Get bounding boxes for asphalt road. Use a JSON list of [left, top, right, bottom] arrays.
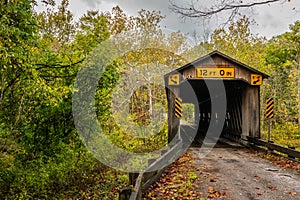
[[190, 140, 300, 200]]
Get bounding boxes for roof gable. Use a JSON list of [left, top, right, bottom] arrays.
[[167, 50, 269, 79]]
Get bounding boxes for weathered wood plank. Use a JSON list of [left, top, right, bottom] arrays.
[[166, 86, 180, 143], [242, 86, 260, 139]]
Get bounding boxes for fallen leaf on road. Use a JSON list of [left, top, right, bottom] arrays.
[[208, 187, 215, 192], [289, 191, 297, 195], [267, 185, 277, 191]]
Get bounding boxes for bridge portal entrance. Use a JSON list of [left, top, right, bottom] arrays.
[[165, 51, 268, 145]]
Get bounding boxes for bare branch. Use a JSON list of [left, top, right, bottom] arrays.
[[41, 0, 56, 6], [169, 0, 285, 19], [34, 58, 85, 70]]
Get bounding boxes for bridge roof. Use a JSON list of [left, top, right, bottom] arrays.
[[165, 50, 269, 79]]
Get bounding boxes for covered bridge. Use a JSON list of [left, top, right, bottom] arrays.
[[164, 50, 269, 145]]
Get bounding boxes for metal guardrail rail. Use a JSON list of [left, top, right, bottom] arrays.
[[119, 136, 184, 200], [247, 136, 300, 159]]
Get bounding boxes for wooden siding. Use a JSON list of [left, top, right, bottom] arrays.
[[182, 55, 254, 84]]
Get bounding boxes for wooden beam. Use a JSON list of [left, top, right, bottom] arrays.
[[242, 87, 260, 139], [166, 86, 180, 143]]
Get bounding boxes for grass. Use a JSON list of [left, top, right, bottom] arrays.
[[261, 122, 300, 151]]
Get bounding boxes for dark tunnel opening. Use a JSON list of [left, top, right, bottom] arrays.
[[180, 79, 247, 145]]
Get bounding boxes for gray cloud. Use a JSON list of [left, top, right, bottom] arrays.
[[77, 0, 299, 39], [78, 0, 206, 35], [81, 0, 102, 8]]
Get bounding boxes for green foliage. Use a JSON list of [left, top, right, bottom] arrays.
[[186, 171, 198, 180], [265, 122, 300, 147], [209, 17, 267, 72], [0, 0, 37, 134], [93, 7, 188, 154], [186, 17, 267, 70], [0, 0, 299, 198], [263, 21, 300, 121], [0, 147, 112, 199], [182, 104, 195, 125], [0, 0, 115, 198], [36, 0, 76, 44], [260, 21, 300, 147]]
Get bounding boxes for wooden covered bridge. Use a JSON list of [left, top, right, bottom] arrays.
[[164, 50, 269, 145]]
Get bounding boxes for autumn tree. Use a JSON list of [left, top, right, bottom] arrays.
[[185, 16, 267, 71], [0, 0, 38, 153], [74, 6, 191, 155], [263, 21, 300, 144], [0, 0, 112, 198]]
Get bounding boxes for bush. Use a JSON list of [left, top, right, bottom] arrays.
[[0, 143, 102, 199]]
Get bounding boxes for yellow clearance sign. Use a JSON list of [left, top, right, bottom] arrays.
[[168, 74, 180, 85], [196, 68, 235, 78]]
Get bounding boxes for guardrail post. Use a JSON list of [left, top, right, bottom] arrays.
[[119, 186, 132, 200], [267, 140, 274, 151], [129, 173, 139, 185], [288, 146, 296, 159]]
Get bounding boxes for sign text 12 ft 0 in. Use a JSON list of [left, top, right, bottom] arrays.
[[196, 68, 235, 78]]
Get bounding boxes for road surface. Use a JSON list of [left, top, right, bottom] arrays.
[[190, 140, 300, 200]]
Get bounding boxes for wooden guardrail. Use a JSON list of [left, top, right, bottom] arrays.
[[247, 136, 300, 159], [119, 137, 184, 200]]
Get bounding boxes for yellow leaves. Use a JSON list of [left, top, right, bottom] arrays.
[[283, 60, 292, 68], [30, 46, 39, 54]]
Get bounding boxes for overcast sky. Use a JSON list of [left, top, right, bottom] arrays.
[[36, 0, 299, 40]]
